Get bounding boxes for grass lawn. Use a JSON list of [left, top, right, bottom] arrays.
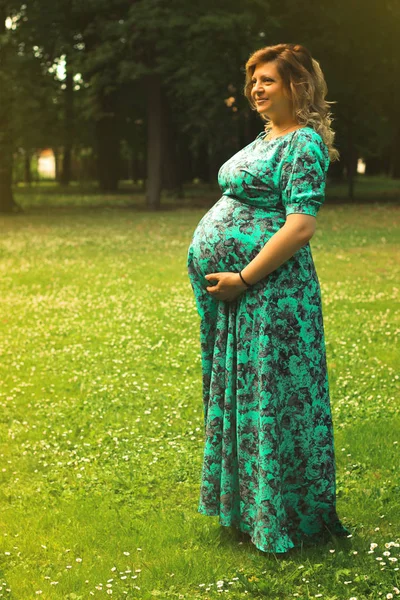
[[0, 185, 399, 600]]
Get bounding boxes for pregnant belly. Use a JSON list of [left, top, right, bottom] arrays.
[[188, 196, 286, 280]]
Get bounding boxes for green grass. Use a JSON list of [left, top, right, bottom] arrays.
[[0, 186, 399, 600], [12, 173, 400, 208]]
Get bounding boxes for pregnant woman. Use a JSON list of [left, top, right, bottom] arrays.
[[187, 43, 351, 554]]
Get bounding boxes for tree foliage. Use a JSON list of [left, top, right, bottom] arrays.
[[0, 0, 399, 211]]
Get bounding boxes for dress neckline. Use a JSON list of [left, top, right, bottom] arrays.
[[259, 126, 310, 143]]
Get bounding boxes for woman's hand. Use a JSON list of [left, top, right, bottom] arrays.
[[204, 272, 249, 302]]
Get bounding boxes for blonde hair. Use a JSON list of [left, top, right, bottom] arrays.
[[243, 43, 340, 162]]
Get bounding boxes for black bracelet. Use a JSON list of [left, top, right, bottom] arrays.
[[239, 270, 252, 288]]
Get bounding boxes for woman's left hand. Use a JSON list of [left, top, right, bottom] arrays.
[[204, 272, 249, 302]]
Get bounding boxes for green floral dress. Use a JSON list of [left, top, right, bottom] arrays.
[[187, 126, 351, 554]]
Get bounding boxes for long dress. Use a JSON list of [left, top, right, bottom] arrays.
[[186, 126, 351, 554]]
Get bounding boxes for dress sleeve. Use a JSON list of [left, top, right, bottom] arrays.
[[280, 134, 330, 218]]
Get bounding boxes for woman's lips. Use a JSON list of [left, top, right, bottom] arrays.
[[256, 99, 268, 104]]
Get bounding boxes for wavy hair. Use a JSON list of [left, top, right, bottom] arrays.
[[243, 43, 339, 162]]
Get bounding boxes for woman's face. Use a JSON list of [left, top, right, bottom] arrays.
[[250, 61, 293, 121]]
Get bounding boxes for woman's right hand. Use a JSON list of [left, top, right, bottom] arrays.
[[204, 272, 248, 302]]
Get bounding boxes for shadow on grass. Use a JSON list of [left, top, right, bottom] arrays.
[[217, 522, 355, 560]]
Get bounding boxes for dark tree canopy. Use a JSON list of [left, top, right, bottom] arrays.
[[0, 0, 399, 211]]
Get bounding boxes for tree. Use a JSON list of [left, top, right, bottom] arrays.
[[0, 3, 20, 212]]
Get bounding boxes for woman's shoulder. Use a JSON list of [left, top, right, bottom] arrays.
[[293, 125, 327, 145], [290, 126, 329, 160]]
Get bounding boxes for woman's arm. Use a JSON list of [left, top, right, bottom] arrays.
[[240, 213, 316, 286], [205, 214, 318, 300]]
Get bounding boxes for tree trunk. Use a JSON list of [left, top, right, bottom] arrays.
[[346, 121, 358, 200], [0, 146, 18, 212], [177, 133, 193, 186], [160, 85, 183, 198], [146, 73, 163, 210], [0, 5, 20, 213], [24, 149, 32, 185], [95, 91, 120, 192], [53, 146, 61, 182], [196, 140, 210, 183], [131, 155, 142, 182], [60, 61, 74, 185], [389, 125, 400, 179], [208, 132, 225, 189]]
